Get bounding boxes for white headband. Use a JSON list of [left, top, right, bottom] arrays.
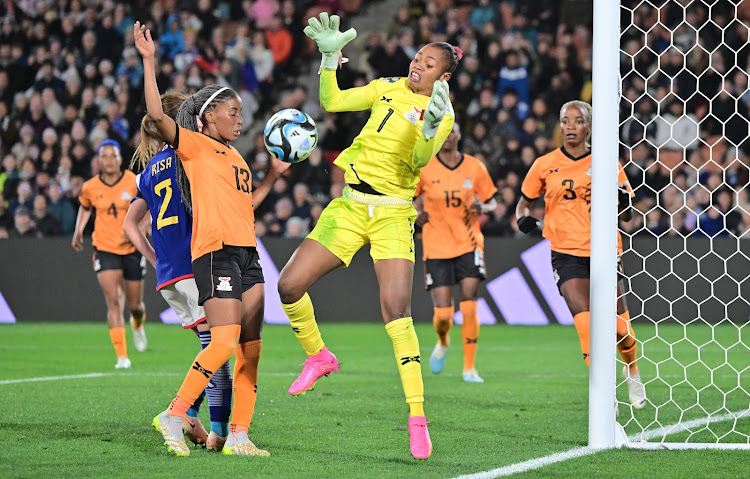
[[198, 87, 230, 118]]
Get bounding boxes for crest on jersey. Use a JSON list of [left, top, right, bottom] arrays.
[[217, 276, 233, 291], [121, 191, 131, 200], [463, 178, 473, 189], [405, 106, 424, 125], [586, 163, 592, 177], [381, 77, 400, 83]]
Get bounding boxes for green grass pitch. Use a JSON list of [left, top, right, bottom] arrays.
[[2, 322, 749, 478]]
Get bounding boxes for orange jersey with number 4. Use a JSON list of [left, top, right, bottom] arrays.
[[173, 125, 256, 260], [416, 153, 497, 260], [79, 171, 138, 255], [521, 147, 633, 257]]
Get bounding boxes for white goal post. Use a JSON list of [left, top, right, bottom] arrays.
[[591, 0, 750, 450]]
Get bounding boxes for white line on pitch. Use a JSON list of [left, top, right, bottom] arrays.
[[0, 370, 299, 385], [452, 409, 750, 479], [0, 372, 111, 384]]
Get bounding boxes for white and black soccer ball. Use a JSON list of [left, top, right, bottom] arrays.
[[263, 108, 318, 163]]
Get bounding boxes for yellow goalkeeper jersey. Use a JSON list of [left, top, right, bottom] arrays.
[[320, 71, 454, 201]]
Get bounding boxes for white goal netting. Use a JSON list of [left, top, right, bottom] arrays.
[[618, 0, 750, 446]]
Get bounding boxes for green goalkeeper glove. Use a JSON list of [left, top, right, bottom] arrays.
[[422, 80, 449, 140], [304, 12, 357, 71]]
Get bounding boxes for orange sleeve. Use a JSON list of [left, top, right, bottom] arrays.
[[618, 162, 635, 197], [415, 165, 429, 197], [79, 181, 92, 209], [521, 158, 545, 200], [473, 160, 497, 202]]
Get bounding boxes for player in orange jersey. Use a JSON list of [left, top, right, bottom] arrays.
[[415, 124, 497, 383], [135, 21, 291, 457], [515, 100, 646, 409], [72, 139, 147, 369]]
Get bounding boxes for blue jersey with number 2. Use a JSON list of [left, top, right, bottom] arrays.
[[135, 147, 193, 289]]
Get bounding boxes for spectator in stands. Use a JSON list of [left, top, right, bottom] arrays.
[[31, 194, 62, 237], [284, 216, 310, 238], [8, 180, 34, 215], [265, 15, 293, 67], [0, 192, 11, 231], [47, 180, 75, 236], [291, 183, 312, 220], [9, 206, 40, 238], [0, 154, 19, 197]]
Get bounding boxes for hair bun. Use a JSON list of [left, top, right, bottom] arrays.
[[453, 46, 463, 61]]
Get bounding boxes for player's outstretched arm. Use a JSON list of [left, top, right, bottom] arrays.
[[134, 21, 177, 146], [515, 197, 539, 234], [123, 198, 156, 268], [304, 12, 356, 71], [252, 156, 291, 208]]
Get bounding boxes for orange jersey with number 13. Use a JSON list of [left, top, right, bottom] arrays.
[[173, 125, 256, 260]]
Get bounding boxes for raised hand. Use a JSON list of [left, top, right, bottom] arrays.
[[304, 12, 357, 71], [133, 21, 155, 59], [422, 80, 449, 140]]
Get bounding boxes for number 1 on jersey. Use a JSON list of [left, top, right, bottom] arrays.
[[154, 179, 179, 230], [377, 108, 395, 133]]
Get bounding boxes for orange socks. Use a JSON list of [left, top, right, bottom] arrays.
[[572, 310, 637, 368], [617, 311, 637, 366], [109, 327, 127, 358], [230, 339, 262, 430], [573, 311, 591, 367], [433, 306, 454, 347], [460, 301, 479, 371], [174, 324, 240, 410], [131, 310, 145, 330]]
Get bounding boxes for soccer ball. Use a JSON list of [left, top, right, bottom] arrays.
[[263, 108, 318, 163]]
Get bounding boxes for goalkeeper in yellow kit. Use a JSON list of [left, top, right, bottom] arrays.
[[277, 12, 458, 459]]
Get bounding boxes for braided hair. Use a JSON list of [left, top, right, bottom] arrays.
[[426, 42, 463, 74], [174, 84, 239, 210], [130, 92, 188, 172]]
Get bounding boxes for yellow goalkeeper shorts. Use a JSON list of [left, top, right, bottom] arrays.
[[307, 188, 417, 267]]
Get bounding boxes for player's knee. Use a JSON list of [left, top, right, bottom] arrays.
[[277, 275, 303, 304], [205, 333, 239, 361]]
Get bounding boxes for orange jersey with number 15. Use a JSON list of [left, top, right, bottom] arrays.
[[78, 171, 138, 255], [520, 147, 633, 257], [173, 125, 256, 261], [416, 153, 497, 260]]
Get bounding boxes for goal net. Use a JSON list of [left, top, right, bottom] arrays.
[[615, 0, 750, 448]]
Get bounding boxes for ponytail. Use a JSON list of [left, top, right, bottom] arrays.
[[130, 92, 188, 172], [174, 84, 239, 210]]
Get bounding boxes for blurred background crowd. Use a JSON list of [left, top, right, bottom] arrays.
[[0, 0, 748, 241]]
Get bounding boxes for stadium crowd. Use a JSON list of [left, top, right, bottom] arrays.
[[0, 0, 748, 241]]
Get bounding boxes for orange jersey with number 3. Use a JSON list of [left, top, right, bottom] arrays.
[[173, 125, 256, 260], [416, 153, 497, 260], [78, 171, 138, 255], [521, 147, 633, 257]]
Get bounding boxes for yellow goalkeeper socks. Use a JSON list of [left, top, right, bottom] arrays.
[[573, 311, 591, 367], [385, 317, 425, 417], [283, 293, 325, 356]]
